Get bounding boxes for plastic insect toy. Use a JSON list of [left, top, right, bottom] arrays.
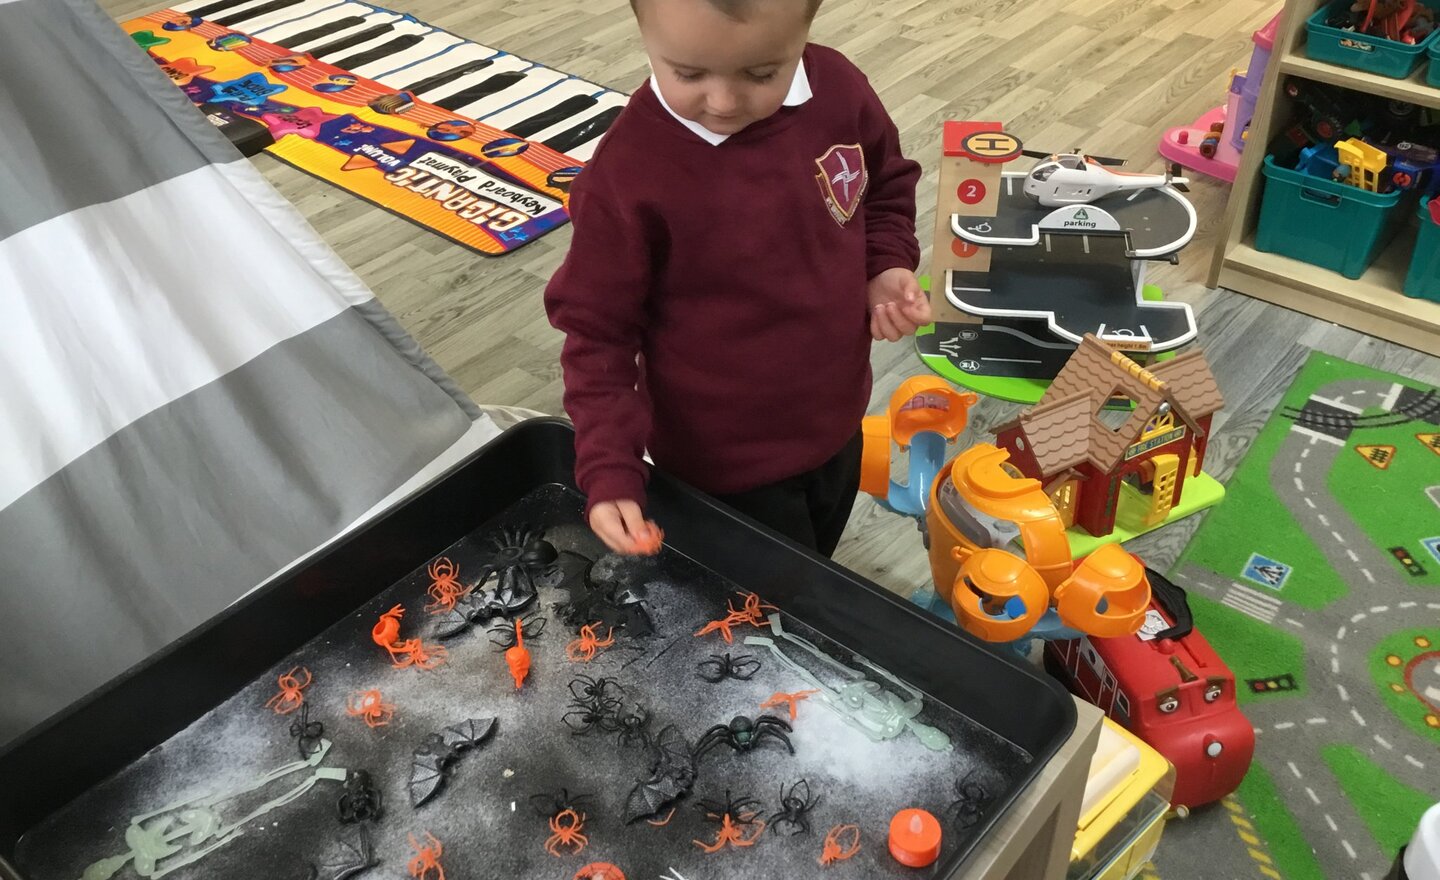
[[566, 622, 616, 662], [626, 521, 665, 556], [407, 832, 445, 880], [563, 677, 625, 734], [490, 613, 546, 689], [530, 788, 595, 819], [563, 699, 621, 735], [646, 807, 677, 827], [770, 779, 821, 835], [573, 864, 626, 880], [289, 704, 325, 759], [625, 724, 697, 824], [604, 704, 653, 748], [265, 666, 312, 715], [694, 592, 777, 644], [946, 770, 991, 829], [408, 717, 498, 807], [569, 674, 624, 704], [693, 714, 794, 759], [545, 808, 589, 856], [819, 824, 862, 865], [336, 769, 383, 823], [424, 557, 468, 614], [478, 524, 560, 613], [345, 690, 394, 728], [696, 652, 762, 683], [760, 689, 819, 722], [693, 791, 765, 853], [372, 604, 448, 670], [557, 561, 656, 638], [307, 825, 376, 880]]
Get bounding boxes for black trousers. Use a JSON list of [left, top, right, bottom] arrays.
[[710, 431, 863, 558]]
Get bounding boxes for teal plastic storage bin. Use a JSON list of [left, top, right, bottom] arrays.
[[1306, 0, 1439, 78], [1256, 156, 1405, 279], [1429, 35, 1440, 86], [1405, 198, 1440, 301]]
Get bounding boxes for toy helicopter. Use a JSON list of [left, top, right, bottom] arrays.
[[1022, 149, 1191, 207]]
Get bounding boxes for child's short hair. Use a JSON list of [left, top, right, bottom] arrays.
[[630, 0, 822, 22]]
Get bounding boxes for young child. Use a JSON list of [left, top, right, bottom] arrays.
[[545, 0, 931, 557]]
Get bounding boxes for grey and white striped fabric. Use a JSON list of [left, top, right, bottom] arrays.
[[0, 0, 494, 748]]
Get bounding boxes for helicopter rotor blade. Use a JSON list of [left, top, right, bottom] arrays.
[[1020, 149, 1055, 160], [1168, 162, 1192, 192], [1087, 154, 1128, 167]]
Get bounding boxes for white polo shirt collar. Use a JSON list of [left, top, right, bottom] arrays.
[[650, 58, 812, 146]]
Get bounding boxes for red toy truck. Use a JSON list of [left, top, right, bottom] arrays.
[[1045, 572, 1254, 808]]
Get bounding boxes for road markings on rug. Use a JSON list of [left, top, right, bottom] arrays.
[[1223, 583, 1281, 623], [1222, 796, 1283, 880], [1284, 763, 1358, 863]]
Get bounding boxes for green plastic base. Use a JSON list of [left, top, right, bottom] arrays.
[[1065, 471, 1226, 558], [916, 281, 1171, 405]]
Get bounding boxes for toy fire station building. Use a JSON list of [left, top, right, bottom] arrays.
[[993, 334, 1224, 538]]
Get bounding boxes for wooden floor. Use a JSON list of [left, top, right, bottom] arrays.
[[108, 0, 1440, 593]]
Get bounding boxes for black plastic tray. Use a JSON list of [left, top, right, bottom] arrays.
[[0, 418, 1076, 879]]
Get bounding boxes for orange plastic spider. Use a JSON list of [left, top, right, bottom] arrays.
[[693, 592, 778, 643], [565, 623, 615, 663], [627, 522, 664, 556], [264, 666, 312, 715], [573, 864, 626, 880], [346, 689, 394, 728], [819, 824, 862, 865], [372, 604, 448, 670], [645, 807, 677, 827], [759, 689, 819, 722], [545, 808, 589, 856], [693, 813, 766, 853], [425, 557, 468, 613], [408, 832, 445, 880]]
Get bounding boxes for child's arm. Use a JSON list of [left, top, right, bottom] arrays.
[[857, 81, 930, 341], [544, 171, 662, 553]]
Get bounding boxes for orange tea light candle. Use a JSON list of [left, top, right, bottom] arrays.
[[888, 808, 942, 867]]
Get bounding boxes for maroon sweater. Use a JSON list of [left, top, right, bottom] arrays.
[[545, 44, 921, 510]]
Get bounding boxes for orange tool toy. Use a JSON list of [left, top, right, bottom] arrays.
[[408, 832, 446, 880], [888, 808, 942, 867], [759, 689, 819, 722], [693, 792, 766, 853], [693, 592, 777, 643], [565, 623, 616, 663], [574, 865, 626, 880], [505, 618, 532, 688], [372, 604, 448, 670], [264, 666, 312, 715], [545, 808, 590, 856], [346, 689, 395, 728], [425, 557, 469, 613], [819, 824, 862, 865]]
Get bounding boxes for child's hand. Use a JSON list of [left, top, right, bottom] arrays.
[[866, 267, 932, 341], [589, 500, 664, 556]]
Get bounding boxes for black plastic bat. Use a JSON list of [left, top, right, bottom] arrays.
[[624, 724, 695, 823], [556, 560, 655, 638], [304, 826, 376, 880], [408, 717, 497, 807]]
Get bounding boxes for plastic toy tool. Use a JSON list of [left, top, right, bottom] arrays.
[[888, 808, 942, 867]]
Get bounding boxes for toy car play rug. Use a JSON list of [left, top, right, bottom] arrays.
[[1152, 352, 1439, 879], [122, 0, 629, 255]]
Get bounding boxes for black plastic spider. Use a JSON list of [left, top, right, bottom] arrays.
[[569, 674, 624, 704], [555, 561, 655, 637], [476, 524, 559, 613], [602, 704, 653, 748], [336, 769, 383, 823], [769, 779, 821, 835], [946, 770, 991, 829], [529, 787, 595, 819], [693, 714, 794, 759], [696, 652, 762, 683], [695, 789, 764, 825], [487, 612, 547, 649], [288, 704, 325, 759]]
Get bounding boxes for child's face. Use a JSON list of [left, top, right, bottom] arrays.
[[637, 0, 812, 136]]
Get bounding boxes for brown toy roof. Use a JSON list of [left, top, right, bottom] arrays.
[[996, 335, 1223, 475]]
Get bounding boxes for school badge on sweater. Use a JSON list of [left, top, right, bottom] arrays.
[[814, 144, 867, 225]]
